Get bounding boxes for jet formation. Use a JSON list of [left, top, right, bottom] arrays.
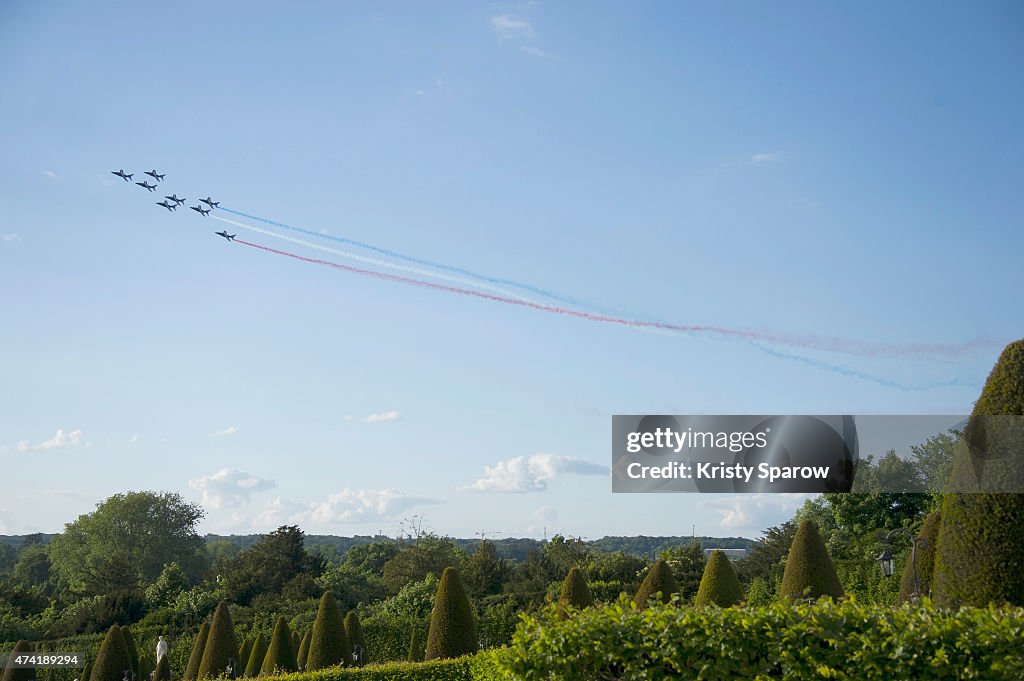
[[111, 168, 225, 242]]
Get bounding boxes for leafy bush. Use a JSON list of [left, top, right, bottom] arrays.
[[198, 602, 239, 679], [261, 616, 297, 675], [235, 653, 504, 680], [306, 593, 349, 671], [496, 597, 1024, 680], [694, 550, 743, 607], [424, 568, 476, 661], [633, 559, 677, 609], [778, 519, 843, 600]]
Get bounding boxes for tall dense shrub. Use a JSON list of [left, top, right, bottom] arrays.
[[694, 550, 743, 607], [407, 623, 423, 663], [899, 509, 941, 602], [1, 640, 34, 681], [153, 655, 170, 681], [260, 616, 297, 675], [198, 602, 239, 679], [243, 635, 267, 678], [295, 632, 311, 671], [237, 638, 252, 675], [183, 620, 209, 681], [90, 625, 132, 681], [343, 613, 367, 667], [934, 339, 1024, 606], [424, 567, 477, 661], [120, 627, 139, 681], [778, 519, 843, 600], [634, 559, 678, 609], [306, 592, 350, 670], [557, 567, 594, 618]]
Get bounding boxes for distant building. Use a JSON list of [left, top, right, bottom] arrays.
[[704, 548, 748, 560]]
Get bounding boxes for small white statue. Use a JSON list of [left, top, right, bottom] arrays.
[[156, 636, 168, 663]]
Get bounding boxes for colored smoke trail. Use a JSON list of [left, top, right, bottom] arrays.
[[220, 206, 604, 310], [229, 237, 993, 366], [211, 215, 533, 302]]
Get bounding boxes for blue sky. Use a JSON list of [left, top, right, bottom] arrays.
[[1, 2, 1021, 541]]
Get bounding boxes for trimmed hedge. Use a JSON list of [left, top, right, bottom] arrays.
[[343, 614, 366, 667], [779, 519, 843, 600], [633, 559, 677, 609], [1, 640, 34, 681], [694, 549, 743, 607], [261, 617, 297, 675], [306, 593, 349, 671], [237, 654, 503, 681], [899, 509, 941, 602], [424, 568, 476, 661], [198, 603, 239, 680], [244, 635, 268, 679], [497, 597, 1024, 680], [91, 626, 132, 681], [556, 567, 594, 617]]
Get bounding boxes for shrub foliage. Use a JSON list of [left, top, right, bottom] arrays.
[[778, 519, 843, 600], [633, 559, 678, 609], [198, 602, 239, 680], [90, 625, 132, 681], [306, 593, 350, 671], [694, 549, 743, 607], [261, 616, 297, 676]]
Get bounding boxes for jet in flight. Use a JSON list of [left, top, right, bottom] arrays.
[[144, 169, 165, 181], [165, 194, 186, 206], [199, 197, 220, 209], [190, 205, 210, 216], [136, 180, 157, 192], [156, 200, 177, 212], [215, 231, 236, 242], [111, 169, 133, 181]]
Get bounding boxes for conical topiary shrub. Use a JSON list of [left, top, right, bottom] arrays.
[[184, 620, 209, 681], [198, 602, 239, 680], [260, 616, 296, 676], [237, 638, 252, 676], [557, 566, 594, 617], [1, 640, 34, 681], [424, 567, 477, 661], [91, 626, 133, 681], [407, 623, 423, 663], [296, 632, 311, 671], [306, 592, 350, 670], [899, 510, 941, 602], [243, 635, 267, 679], [343, 612, 367, 667], [290, 633, 299, 660], [154, 656, 170, 681], [694, 550, 743, 607], [779, 519, 843, 600], [79, 661, 92, 681], [120, 628, 140, 681], [934, 339, 1024, 606], [138, 653, 152, 681], [634, 559, 678, 609]]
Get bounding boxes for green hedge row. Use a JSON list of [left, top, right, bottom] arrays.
[[495, 597, 1024, 681], [264, 654, 504, 681]]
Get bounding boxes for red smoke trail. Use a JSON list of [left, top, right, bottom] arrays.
[[233, 239, 998, 358]]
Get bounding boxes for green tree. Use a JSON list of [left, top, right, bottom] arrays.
[[220, 526, 325, 606], [145, 563, 189, 609], [198, 602, 239, 680], [745, 577, 773, 606], [0, 640, 34, 681], [899, 509, 941, 602], [48, 492, 207, 595], [663, 541, 705, 602], [634, 559, 678, 609], [260, 616, 296, 676], [463, 540, 509, 597], [541, 535, 590, 576], [381, 535, 464, 595], [557, 567, 594, 617], [694, 550, 743, 607], [343, 612, 367, 667], [736, 521, 796, 588], [243, 635, 267, 679], [305, 592, 350, 671], [424, 567, 477, 661], [90, 626, 132, 681], [934, 339, 1024, 606], [779, 520, 843, 600], [182, 620, 209, 681]]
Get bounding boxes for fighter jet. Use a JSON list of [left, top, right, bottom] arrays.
[[199, 197, 220, 209], [135, 180, 157, 192], [111, 169, 133, 181], [190, 205, 210, 216], [164, 194, 186, 206], [156, 200, 177, 212], [215, 231, 236, 242], [144, 169, 165, 182]]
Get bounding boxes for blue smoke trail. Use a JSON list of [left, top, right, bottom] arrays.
[[751, 343, 981, 392], [221, 206, 613, 312]]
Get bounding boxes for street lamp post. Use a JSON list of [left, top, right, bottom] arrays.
[[876, 527, 929, 600]]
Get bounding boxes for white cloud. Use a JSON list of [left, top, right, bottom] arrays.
[[491, 14, 534, 41], [42, 170, 58, 179], [310, 487, 441, 523], [413, 89, 426, 96], [462, 453, 608, 493], [361, 411, 401, 424], [749, 152, 784, 166], [129, 434, 140, 444], [7, 428, 85, 453], [188, 468, 276, 509], [1, 233, 21, 243], [699, 493, 815, 531], [209, 425, 239, 437], [520, 46, 547, 58], [254, 497, 312, 528]]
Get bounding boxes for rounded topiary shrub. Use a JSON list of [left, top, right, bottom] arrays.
[[306, 592, 350, 670], [694, 549, 744, 607], [91, 626, 133, 681], [899, 509, 941, 602], [183, 620, 209, 681], [1, 640, 34, 681], [260, 616, 296, 676], [198, 602, 239, 680], [243, 635, 267, 679], [557, 567, 594, 617], [779, 519, 843, 600], [120, 627, 140, 681], [934, 339, 1024, 607], [634, 559, 678, 609], [425, 567, 477, 661], [343, 612, 367, 667]]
